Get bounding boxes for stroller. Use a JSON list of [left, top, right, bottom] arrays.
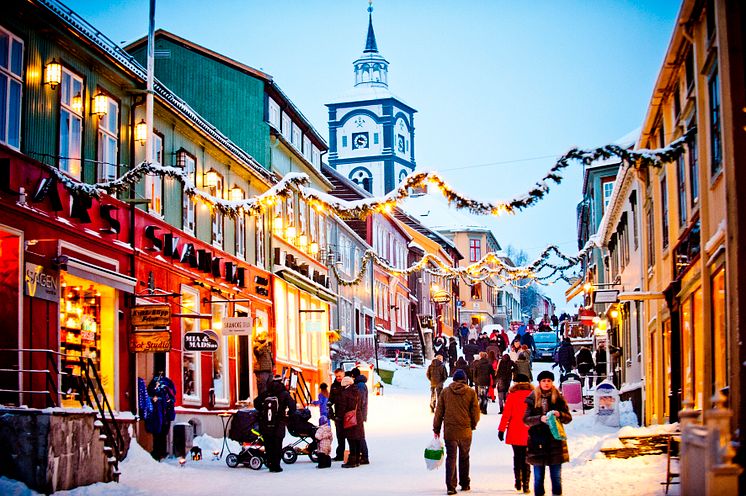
[[225, 409, 266, 470], [281, 408, 319, 464]]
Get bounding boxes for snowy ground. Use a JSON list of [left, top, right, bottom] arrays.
[[1, 361, 676, 496]]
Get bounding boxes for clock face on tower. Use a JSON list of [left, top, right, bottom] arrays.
[[352, 132, 369, 149]]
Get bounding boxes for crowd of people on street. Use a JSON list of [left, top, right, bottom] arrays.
[[430, 323, 575, 495]]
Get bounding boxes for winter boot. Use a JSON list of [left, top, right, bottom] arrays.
[[514, 467, 522, 491], [522, 465, 531, 493], [341, 454, 359, 468]]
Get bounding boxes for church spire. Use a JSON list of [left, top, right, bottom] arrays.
[[364, 1, 378, 53], [353, 0, 389, 88]]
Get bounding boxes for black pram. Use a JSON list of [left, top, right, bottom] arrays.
[[281, 408, 319, 464], [225, 409, 265, 470]]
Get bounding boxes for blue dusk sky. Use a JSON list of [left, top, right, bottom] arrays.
[[64, 0, 681, 311]]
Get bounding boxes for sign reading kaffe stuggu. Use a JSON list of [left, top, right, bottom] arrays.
[[131, 304, 171, 327]]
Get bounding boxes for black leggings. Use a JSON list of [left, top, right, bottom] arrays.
[[512, 445, 528, 473]]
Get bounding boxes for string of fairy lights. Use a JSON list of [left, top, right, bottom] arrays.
[[28, 133, 691, 288]]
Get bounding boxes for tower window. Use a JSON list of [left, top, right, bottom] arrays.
[[373, 133, 379, 144], [342, 135, 348, 148], [349, 168, 373, 194]]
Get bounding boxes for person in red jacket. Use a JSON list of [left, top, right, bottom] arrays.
[[498, 373, 533, 493]]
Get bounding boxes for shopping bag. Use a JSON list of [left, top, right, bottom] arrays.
[[424, 436, 444, 470], [547, 411, 567, 441]]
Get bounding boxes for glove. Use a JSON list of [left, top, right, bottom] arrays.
[[498, 431, 504, 441]]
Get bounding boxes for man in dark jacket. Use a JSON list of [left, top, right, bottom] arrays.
[[556, 338, 576, 376], [520, 331, 536, 355], [351, 368, 370, 464], [471, 351, 496, 414], [254, 377, 296, 472], [458, 323, 469, 349], [327, 368, 346, 461], [427, 355, 449, 413], [447, 337, 458, 374], [434, 369, 480, 495]]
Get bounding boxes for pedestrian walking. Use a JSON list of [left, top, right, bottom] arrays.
[[595, 343, 607, 385], [524, 370, 572, 496], [448, 337, 458, 375], [498, 325, 510, 354], [468, 324, 479, 342], [576, 345, 595, 389], [556, 337, 576, 378], [327, 368, 347, 461], [508, 337, 523, 362], [253, 330, 274, 395], [463, 339, 480, 365], [144, 371, 176, 461], [351, 367, 370, 465], [254, 376, 296, 472], [513, 349, 533, 383], [498, 373, 533, 493], [520, 330, 536, 356], [433, 335, 448, 362], [312, 382, 329, 420], [337, 376, 364, 468], [487, 350, 499, 402], [453, 356, 472, 385], [459, 323, 469, 349], [495, 353, 513, 413], [433, 369, 480, 495], [427, 354, 449, 413], [471, 351, 495, 415]]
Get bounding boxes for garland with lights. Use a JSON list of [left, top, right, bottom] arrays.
[[330, 244, 581, 289], [29, 130, 693, 221]]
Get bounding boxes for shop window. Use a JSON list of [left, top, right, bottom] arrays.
[[178, 151, 196, 234], [471, 282, 482, 300], [211, 302, 229, 404], [0, 27, 23, 149], [710, 268, 727, 395], [59, 67, 83, 179], [145, 133, 163, 216], [274, 278, 287, 360], [287, 287, 299, 362], [96, 94, 119, 181], [181, 285, 201, 404], [60, 274, 115, 407]]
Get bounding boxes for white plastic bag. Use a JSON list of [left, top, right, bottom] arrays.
[[424, 436, 444, 470]]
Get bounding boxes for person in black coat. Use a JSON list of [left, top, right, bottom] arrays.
[[146, 372, 176, 461], [351, 368, 370, 464], [433, 335, 449, 363], [453, 356, 472, 385], [556, 338, 576, 376], [447, 337, 458, 375], [327, 368, 346, 461], [576, 345, 595, 388], [463, 339, 480, 366], [471, 352, 496, 415], [254, 377, 296, 472], [336, 376, 364, 468], [495, 354, 514, 414]]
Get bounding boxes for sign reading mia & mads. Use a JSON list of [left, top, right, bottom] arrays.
[[184, 331, 219, 351]]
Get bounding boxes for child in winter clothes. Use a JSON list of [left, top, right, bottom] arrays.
[[498, 374, 533, 493], [313, 382, 330, 421], [315, 415, 333, 468]]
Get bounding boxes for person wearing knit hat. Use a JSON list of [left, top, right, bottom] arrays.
[[315, 415, 333, 469], [427, 355, 449, 413], [498, 371, 534, 492], [523, 368, 572, 495], [341, 376, 354, 387], [434, 366, 480, 495], [337, 375, 363, 468]]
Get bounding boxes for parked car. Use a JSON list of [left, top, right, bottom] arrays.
[[532, 331, 560, 361]]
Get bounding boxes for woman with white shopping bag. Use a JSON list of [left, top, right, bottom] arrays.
[[433, 369, 480, 495]]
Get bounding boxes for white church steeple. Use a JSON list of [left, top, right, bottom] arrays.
[[353, 1, 389, 88]]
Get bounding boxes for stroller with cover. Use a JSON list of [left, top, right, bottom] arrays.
[[225, 409, 266, 470], [282, 408, 319, 464]]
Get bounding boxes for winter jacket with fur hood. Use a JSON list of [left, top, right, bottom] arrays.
[[433, 380, 480, 441], [498, 381, 533, 446], [426, 359, 449, 387]]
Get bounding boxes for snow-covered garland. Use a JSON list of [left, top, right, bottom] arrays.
[[330, 244, 581, 288], [31, 130, 694, 220]]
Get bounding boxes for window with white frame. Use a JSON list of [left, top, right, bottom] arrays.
[[255, 213, 265, 268], [268, 97, 280, 129], [181, 285, 201, 403], [281, 112, 291, 139], [291, 124, 301, 150], [96, 94, 118, 181], [211, 173, 224, 247], [145, 133, 163, 215], [179, 150, 196, 234], [312, 146, 321, 168], [59, 67, 83, 179], [234, 189, 245, 258], [303, 135, 312, 161], [0, 27, 23, 149], [602, 179, 615, 211]]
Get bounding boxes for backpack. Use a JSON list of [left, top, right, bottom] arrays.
[[263, 395, 280, 428]]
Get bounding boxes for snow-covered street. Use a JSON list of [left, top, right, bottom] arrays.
[[1, 362, 673, 496]]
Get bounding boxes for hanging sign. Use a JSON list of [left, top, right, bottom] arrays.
[[184, 331, 219, 351], [221, 317, 252, 336], [128, 330, 171, 353], [431, 290, 451, 304], [593, 290, 619, 304], [24, 263, 59, 302], [131, 304, 171, 327]]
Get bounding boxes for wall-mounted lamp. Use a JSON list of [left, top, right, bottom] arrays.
[[609, 309, 620, 320], [204, 168, 219, 189], [134, 119, 147, 146], [92, 91, 108, 119], [229, 185, 243, 202], [273, 215, 283, 234], [583, 282, 593, 293], [286, 225, 297, 241], [309, 241, 319, 256], [44, 59, 62, 89], [298, 234, 308, 250], [71, 91, 83, 114]]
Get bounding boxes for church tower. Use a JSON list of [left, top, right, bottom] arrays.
[[326, 1, 417, 197]]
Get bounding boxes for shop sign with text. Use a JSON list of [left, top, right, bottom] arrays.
[[24, 262, 59, 302], [221, 317, 252, 336], [184, 331, 219, 351], [128, 330, 172, 353], [131, 304, 171, 327]]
